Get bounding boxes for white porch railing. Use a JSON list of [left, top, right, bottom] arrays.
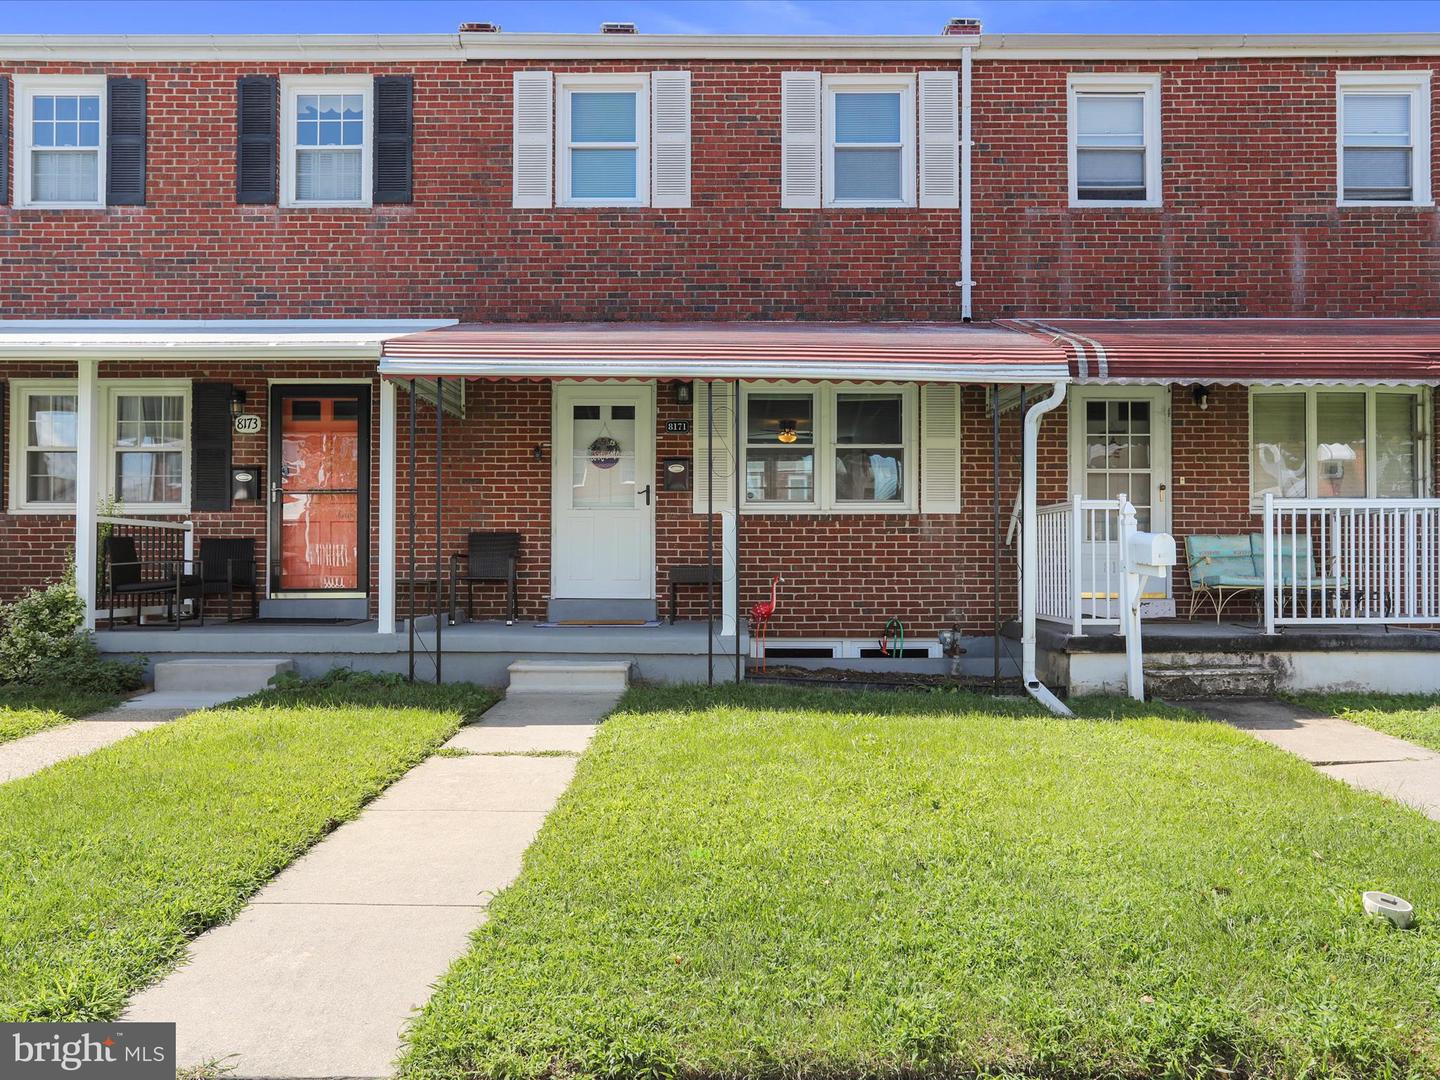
[[1034, 493, 1123, 634], [1262, 494, 1440, 633]]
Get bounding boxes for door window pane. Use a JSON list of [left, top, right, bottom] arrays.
[[1082, 398, 1153, 536], [571, 402, 637, 508], [1376, 393, 1420, 498], [277, 394, 363, 591], [1251, 394, 1307, 499], [1315, 393, 1366, 498], [280, 492, 359, 590]]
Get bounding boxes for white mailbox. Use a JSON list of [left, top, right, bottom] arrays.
[[1123, 530, 1177, 576]]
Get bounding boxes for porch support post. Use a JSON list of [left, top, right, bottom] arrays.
[[721, 509, 737, 640], [377, 377, 397, 635], [75, 357, 99, 630]]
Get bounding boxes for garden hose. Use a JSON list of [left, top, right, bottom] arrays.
[[880, 618, 904, 658]]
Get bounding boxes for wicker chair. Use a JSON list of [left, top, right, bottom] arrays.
[[197, 537, 260, 622], [449, 532, 521, 624], [103, 534, 204, 630]]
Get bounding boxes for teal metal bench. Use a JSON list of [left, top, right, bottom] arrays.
[[1185, 534, 1347, 622]]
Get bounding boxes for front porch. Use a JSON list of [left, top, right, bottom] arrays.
[[95, 618, 748, 687]]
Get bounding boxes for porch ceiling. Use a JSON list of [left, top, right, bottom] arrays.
[[1008, 318, 1440, 384], [378, 321, 1070, 384]]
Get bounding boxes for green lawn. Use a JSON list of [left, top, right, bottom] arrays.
[[0, 676, 497, 1022], [1293, 692, 1440, 755], [403, 685, 1440, 1080], [0, 685, 123, 745]]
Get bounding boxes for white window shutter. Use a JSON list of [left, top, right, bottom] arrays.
[[781, 71, 822, 208], [512, 70, 553, 208], [918, 71, 959, 209], [920, 383, 963, 512], [692, 381, 736, 512], [651, 71, 691, 208]]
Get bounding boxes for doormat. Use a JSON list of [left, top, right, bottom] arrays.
[[535, 620, 663, 628]]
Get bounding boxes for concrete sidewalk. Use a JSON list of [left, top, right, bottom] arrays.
[[1189, 699, 1440, 821], [124, 691, 616, 1079], [0, 705, 182, 784]]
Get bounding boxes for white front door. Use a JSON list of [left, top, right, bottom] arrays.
[[1069, 386, 1174, 618], [552, 383, 656, 599]]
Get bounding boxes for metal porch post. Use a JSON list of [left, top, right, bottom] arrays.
[[435, 377, 444, 684], [408, 379, 417, 682], [707, 380, 715, 686], [734, 379, 742, 683], [378, 378, 397, 635]]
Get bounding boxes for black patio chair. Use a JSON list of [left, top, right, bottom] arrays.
[[449, 531, 521, 625], [197, 537, 260, 622], [103, 534, 204, 630]]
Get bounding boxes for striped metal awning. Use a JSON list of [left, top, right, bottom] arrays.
[[379, 321, 1069, 384], [1006, 318, 1440, 384]]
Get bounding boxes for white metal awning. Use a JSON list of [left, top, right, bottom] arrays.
[[0, 319, 458, 359]]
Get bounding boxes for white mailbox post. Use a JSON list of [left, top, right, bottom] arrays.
[[1116, 496, 1178, 701]]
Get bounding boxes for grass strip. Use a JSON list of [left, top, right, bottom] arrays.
[[403, 684, 1440, 1080], [0, 686, 122, 745], [1292, 691, 1440, 755], [0, 678, 496, 1022]]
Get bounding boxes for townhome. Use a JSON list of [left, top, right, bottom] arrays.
[[2, 21, 1439, 700]]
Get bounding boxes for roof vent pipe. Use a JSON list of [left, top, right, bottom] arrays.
[[459, 22, 501, 32], [601, 22, 638, 34], [943, 18, 981, 35]]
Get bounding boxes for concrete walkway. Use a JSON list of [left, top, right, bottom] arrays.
[[1189, 699, 1440, 821], [0, 703, 183, 784], [124, 691, 616, 1079]]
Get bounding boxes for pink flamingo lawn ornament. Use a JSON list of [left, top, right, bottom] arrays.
[[749, 575, 783, 673]]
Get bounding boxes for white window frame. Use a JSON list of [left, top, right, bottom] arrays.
[[279, 75, 374, 209], [7, 379, 193, 515], [1336, 71, 1433, 208], [8, 380, 80, 513], [739, 381, 918, 514], [103, 381, 192, 514], [1067, 73, 1162, 209], [12, 75, 107, 210], [822, 74, 916, 209], [1248, 385, 1431, 507], [556, 73, 650, 208]]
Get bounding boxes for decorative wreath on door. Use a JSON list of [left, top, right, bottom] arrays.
[[588, 436, 623, 470]]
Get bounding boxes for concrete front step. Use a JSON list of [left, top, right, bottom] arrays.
[[507, 659, 632, 694], [1145, 664, 1277, 698], [153, 658, 295, 694]]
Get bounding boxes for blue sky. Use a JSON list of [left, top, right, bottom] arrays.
[[1, 1, 1439, 36]]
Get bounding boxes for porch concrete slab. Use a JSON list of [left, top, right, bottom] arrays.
[[368, 753, 578, 812], [256, 809, 548, 906], [445, 691, 616, 754], [116, 690, 241, 712], [1187, 699, 1437, 766], [124, 901, 484, 1080], [0, 715, 171, 784], [1319, 758, 1440, 822]]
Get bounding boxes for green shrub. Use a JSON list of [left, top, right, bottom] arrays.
[[0, 571, 144, 693]]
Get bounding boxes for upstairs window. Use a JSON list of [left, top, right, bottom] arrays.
[[1338, 73, 1431, 206], [14, 77, 106, 209], [1067, 75, 1161, 208], [557, 75, 650, 207], [823, 77, 915, 207], [280, 77, 372, 208]]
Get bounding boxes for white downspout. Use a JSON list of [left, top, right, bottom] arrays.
[[1022, 381, 1072, 716], [959, 41, 974, 321]]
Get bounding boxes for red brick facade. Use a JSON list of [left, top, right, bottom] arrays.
[[2, 38, 1438, 641]]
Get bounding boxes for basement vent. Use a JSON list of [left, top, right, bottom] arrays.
[[858, 647, 935, 660], [762, 645, 838, 660]]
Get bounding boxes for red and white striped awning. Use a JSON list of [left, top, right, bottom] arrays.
[[378, 321, 1069, 384], [1007, 318, 1440, 384]]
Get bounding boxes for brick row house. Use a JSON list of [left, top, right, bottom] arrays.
[[3, 23, 1440, 697]]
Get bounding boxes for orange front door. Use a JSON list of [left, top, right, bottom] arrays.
[[270, 386, 370, 593]]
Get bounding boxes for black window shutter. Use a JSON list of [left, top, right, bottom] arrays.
[[192, 383, 233, 512], [236, 76, 278, 205], [106, 77, 147, 206], [0, 76, 10, 206], [373, 75, 414, 204]]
